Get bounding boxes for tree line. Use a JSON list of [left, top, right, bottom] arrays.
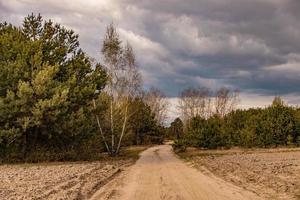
[[170, 88, 300, 152], [0, 14, 167, 162]]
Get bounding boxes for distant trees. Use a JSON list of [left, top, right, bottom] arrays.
[[174, 96, 300, 150], [260, 98, 295, 147], [169, 118, 183, 140], [145, 87, 169, 125], [178, 87, 211, 121], [215, 87, 239, 118], [178, 87, 239, 122], [187, 115, 225, 149], [173, 86, 239, 149], [128, 99, 156, 145]]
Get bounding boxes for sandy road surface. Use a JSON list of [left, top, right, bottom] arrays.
[[91, 145, 261, 200]]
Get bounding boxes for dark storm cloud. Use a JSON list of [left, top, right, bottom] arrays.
[[1, 0, 300, 97], [118, 0, 300, 96]]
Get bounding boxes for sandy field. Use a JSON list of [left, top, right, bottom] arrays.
[[0, 159, 132, 200], [183, 148, 300, 200]]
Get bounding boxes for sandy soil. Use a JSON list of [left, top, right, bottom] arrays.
[[0, 160, 132, 200], [185, 148, 300, 200], [92, 145, 261, 200]]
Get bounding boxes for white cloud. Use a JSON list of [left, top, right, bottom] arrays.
[[118, 28, 168, 57], [266, 62, 300, 74]]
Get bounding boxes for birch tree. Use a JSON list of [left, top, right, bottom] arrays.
[[94, 24, 142, 155], [115, 43, 142, 154]]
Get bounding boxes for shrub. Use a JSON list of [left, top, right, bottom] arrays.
[[172, 139, 187, 153]]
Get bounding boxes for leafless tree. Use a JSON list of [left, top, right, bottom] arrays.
[[178, 87, 211, 121], [178, 86, 240, 123], [214, 87, 240, 118], [145, 87, 169, 125]]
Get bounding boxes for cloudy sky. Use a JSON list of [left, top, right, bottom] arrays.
[[1, 0, 300, 120]]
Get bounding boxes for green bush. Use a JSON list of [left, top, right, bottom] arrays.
[[172, 139, 187, 153]]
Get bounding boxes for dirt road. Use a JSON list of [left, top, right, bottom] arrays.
[[91, 145, 261, 200]]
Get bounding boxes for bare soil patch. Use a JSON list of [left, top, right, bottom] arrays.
[[0, 159, 133, 200], [180, 148, 300, 200], [0, 146, 150, 200]]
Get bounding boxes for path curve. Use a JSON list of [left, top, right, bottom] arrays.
[[91, 145, 261, 200]]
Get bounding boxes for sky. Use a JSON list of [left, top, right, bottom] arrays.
[[1, 0, 300, 121]]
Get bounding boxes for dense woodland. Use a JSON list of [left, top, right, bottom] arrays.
[[0, 14, 165, 162]]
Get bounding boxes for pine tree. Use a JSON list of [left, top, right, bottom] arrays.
[[0, 14, 106, 160]]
